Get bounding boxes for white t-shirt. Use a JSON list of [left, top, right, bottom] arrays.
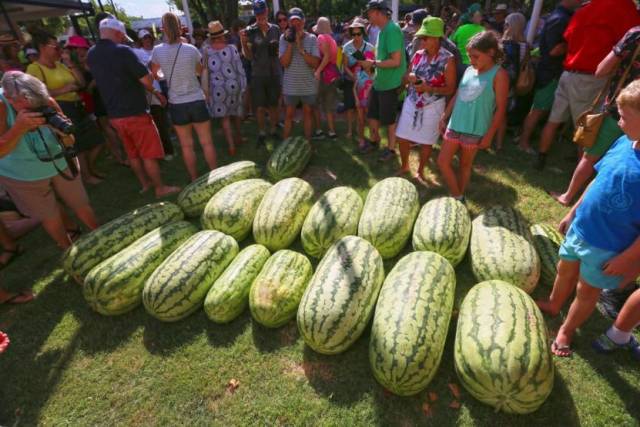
[[151, 42, 205, 104], [134, 47, 162, 106]]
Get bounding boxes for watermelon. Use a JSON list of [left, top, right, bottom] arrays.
[[301, 186, 364, 258], [358, 177, 419, 259], [83, 221, 197, 316], [142, 230, 239, 322], [62, 202, 183, 284], [201, 179, 272, 241], [297, 235, 385, 355], [266, 136, 312, 181], [249, 250, 313, 328], [253, 177, 314, 251], [177, 160, 261, 217], [204, 244, 271, 323], [454, 280, 554, 414], [412, 197, 471, 266], [470, 206, 541, 293], [530, 224, 564, 285], [369, 251, 456, 396]]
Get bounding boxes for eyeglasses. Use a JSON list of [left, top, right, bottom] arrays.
[[350, 32, 363, 37]]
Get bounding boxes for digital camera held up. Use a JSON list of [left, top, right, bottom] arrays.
[[32, 106, 75, 135], [285, 27, 296, 43]]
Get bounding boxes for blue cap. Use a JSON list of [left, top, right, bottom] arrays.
[[288, 7, 305, 21], [253, 0, 267, 14]]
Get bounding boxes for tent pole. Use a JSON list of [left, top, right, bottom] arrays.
[[181, 0, 194, 41], [527, 0, 544, 44]]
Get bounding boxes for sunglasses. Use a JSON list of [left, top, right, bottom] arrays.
[[278, 18, 288, 22], [350, 31, 363, 37]]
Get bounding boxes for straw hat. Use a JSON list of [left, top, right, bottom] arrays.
[[313, 17, 331, 34], [208, 21, 228, 38], [348, 17, 368, 29]]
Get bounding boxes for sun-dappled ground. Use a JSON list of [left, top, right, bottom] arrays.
[[1, 118, 638, 426]]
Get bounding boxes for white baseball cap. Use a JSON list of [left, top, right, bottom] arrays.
[[100, 18, 133, 42], [138, 29, 152, 39]]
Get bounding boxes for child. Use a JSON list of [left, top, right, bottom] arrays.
[[437, 31, 509, 203], [536, 79, 640, 358], [353, 51, 375, 152]]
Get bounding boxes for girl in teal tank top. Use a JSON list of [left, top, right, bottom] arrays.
[[437, 31, 509, 201]]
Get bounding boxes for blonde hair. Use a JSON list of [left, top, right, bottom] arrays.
[[617, 79, 640, 111], [162, 12, 182, 44], [503, 13, 526, 43]]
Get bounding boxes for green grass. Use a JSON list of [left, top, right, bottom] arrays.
[[1, 120, 639, 426]]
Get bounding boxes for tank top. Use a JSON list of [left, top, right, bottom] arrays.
[[448, 64, 500, 137], [0, 91, 66, 181]]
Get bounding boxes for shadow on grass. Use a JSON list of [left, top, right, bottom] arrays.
[[205, 310, 251, 348], [251, 318, 299, 353], [301, 336, 374, 405], [142, 310, 206, 356]]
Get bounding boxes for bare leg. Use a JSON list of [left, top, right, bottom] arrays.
[[127, 158, 151, 192], [313, 108, 322, 133], [88, 145, 104, 177], [2, 217, 40, 240], [417, 145, 433, 180], [519, 109, 546, 150], [437, 139, 462, 197], [0, 221, 17, 251], [368, 117, 380, 144], [346, 109, 354, 137], [553, 280, 602, 354], [387, 123, 398, 151], [551, 154, 599, 206], [457, 146, 480, 195], [41, 213, 72, 249], [72, 205, 99, 230], [79, 152, 102, 184], [496, 121, 506, 150], [303, 104, 313, 141], [193, 120, 217, 171], [397, 139, 411, 173], [142, 159, 180, 197], [356, 108, 366, 144], [326, 112, 336, 134], [283, 105, 295, 140], [538, 120, 563, 154], [536, 259, 580, 316], [98, 116, 125, 164], [220, 116, 236, 154], [268, 106, 279, 134], [613, 288, 640, 332], [174, 124, 198, 181], [232, 116, 244, 146]]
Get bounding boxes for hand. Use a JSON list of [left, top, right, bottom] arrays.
[[314, 69, 321, 81], [154, 91, 167, 107], [407, 73, 417, 85], [478, 134, 492, 150], [414, 81, 429, 94], [603, 252, 640, 284], [558, 213, 573, 235], [359, 59, 374, 72], [15, 110, 45, 133], [240, 29, 248, 45], [438, 116, 447, 135]]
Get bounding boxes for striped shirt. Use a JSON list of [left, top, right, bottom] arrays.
[[279, 32, 319, 96], [151, 42, 205, 104]]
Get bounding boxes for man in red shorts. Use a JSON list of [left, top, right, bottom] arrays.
[[88, 18, 180, 197]]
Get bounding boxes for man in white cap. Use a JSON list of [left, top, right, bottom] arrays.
[[88, 18, 180, 197], [490, 4, 509, 34]]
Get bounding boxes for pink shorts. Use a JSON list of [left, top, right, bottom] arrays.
[[110, 114, 164, 160], [444, 128, 482, 147]]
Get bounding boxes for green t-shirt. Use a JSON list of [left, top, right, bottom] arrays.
[[374, 20, 407, 91], [451, 24, 484, 65]]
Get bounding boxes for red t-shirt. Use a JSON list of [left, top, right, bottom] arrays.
[[563, 0, 640, 73]]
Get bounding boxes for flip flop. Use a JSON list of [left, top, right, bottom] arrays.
[[0, 245, 24, 270], [66, 228, 83, 242], [551, 340, 573, 357], [0, 289, 35, 305]]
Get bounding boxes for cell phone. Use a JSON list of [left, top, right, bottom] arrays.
[[351, 50, 366, 61]]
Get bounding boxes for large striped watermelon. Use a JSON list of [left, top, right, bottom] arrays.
[[470, 206, 541, 293], [249, 250, 313, 328], [454, 280, 554, 414], [142, 230, 239, 322], [266, 136, 312, 181], [253, 177, 314, 251], [530, 223, 564, 285], [301, 186, 363, 258], [177, 160, 261, 217], [369, 251, 456, 396], [412, 197, 471, 266], [201, 179, 272, 241], [297, 235, 385, 355], [358, 177, 419, 259], [204, 244, 271, 323], [83, 221, 197, 316], [62, 202, 183, 284]]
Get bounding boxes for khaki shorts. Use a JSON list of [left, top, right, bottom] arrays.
[[548, 71, 607, 124], [317, 80, 338, 114], [0, 171, 89, 221]]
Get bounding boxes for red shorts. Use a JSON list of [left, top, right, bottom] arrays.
[[109, 114, 165, 160]]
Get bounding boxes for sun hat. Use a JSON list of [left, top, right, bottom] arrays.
[[415, 16, 445, 38], [65, 35, 90, 49], [137, 29, 152, 39], [207, 21, 228, 38], [312, 17, 331, 34], [253, 0, 268, 14], [288, 7, 305, 21], [348, 17, 368, 29]]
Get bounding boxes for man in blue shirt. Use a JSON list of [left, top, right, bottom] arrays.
[[536, 80, 640, 359], [88, 18, 180, 198]]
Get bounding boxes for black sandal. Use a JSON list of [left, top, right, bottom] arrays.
[[0, 245, 24, 270], [66, 228, 83, 242]]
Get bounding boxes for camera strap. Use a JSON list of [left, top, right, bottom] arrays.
[[34, 129, 79, 181], [167, 43, 183, 93]]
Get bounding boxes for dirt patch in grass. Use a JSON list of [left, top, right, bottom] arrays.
[[282, 359, 334, 383], [301, 166, 338, 190]]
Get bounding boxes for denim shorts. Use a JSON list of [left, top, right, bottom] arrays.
[[168, 100, 210, 126], [559, 226, 624, 290]]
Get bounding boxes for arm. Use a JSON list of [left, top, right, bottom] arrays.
[[595, 50, 621, 78], [201, 48, 209, 101], [549, 42, 566, 57], [299, 34, 320, 69], [603, 236, 640, 283], [240, 30, 253, 61], [0, 99, 46, 158], [361, 50, 402, 71], [439, 93, 457, 134], [478, 68, 509, 149], [419, 56, 457, 96], [558, 182, 591, 234], [280, 37, 294, 68], [314, 39, 330, 79], [150, 61, 162, 80], [138, 74, 166, 106]]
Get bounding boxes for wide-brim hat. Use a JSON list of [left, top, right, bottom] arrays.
[[415, 16, 444, 38], [208, 21, 228, 38], [312, 17, 331, 34], [348, 16, 368, 29]]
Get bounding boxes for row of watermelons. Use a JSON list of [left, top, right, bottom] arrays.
[[61, 154, 563, 414]]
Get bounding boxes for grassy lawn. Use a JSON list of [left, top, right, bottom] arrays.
[[1, 119, 638, 426]]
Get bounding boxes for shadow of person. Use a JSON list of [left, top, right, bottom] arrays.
[[142, 309, 206, 356], [251, 318, 299, 353]]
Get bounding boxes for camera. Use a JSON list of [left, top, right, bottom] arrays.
[[285, 27, 296, 43], [32, 106, 75, 135], [246, 25, 259, 37]]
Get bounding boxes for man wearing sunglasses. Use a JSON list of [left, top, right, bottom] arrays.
[[241, 0, 282, 146], [359, 0, 407, 161]]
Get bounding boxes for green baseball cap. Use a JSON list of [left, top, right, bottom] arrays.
[[415, 16, 444, 38]]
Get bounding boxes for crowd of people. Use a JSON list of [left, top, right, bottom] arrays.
[[0, 0, 639, 360]]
